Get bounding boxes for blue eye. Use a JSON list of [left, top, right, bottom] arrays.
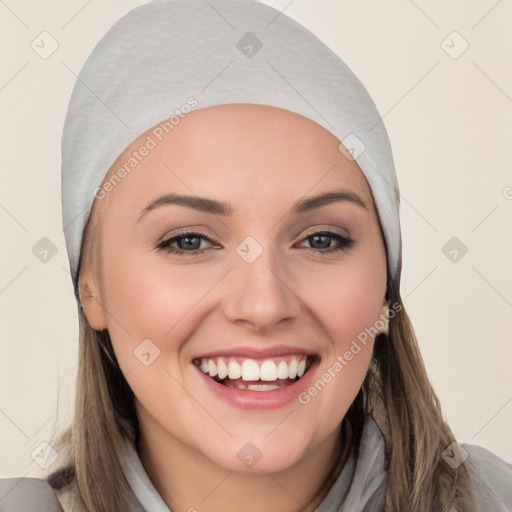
[[300, 232, 355, 254], [156, 230, 354, 256], [156, 231, 215, 255]]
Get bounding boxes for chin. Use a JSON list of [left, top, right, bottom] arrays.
[[202, 438, 310, 475]]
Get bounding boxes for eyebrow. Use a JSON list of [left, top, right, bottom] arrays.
[[137, 189, 368, 222]]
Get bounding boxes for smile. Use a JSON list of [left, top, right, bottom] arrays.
[[193, 355, 314, 391]]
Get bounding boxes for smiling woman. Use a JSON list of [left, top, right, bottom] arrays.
[[82, 104, 388, 439], [1, 1, 511, 512]]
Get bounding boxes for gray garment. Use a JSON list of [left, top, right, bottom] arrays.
[[1, 418, 511, 511], [0, 477, 63, 512]]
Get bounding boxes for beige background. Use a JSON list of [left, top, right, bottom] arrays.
[[0, 0, 511, 478]]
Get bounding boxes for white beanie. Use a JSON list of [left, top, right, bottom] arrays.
[[61, 0, 402, 303]]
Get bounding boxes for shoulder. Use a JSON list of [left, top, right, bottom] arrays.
[[0, 477, 63, 512], [460, 442, 512, 511]]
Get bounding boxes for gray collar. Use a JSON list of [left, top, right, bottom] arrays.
[[122, 418, 386, 512]]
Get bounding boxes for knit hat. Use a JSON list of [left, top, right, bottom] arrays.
[[61, 0, 402, 304]]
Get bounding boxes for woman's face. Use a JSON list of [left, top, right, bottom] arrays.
[[80, 104, 388, 474]]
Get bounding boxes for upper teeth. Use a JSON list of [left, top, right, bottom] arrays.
[[198, 356, 308, 382]]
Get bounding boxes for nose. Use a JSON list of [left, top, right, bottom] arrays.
[[222, 245, 302, 335]]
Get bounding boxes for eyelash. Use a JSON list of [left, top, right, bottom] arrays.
[[155, 230, 355, 256]]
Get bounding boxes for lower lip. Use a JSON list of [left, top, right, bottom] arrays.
[[196, 363, 318, 410]]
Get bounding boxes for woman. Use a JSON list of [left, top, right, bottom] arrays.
[[1, 1, 510, 511]]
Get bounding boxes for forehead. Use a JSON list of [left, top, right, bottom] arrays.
[[95, 104, 374, 216]]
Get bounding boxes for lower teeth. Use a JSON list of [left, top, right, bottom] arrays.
[[226, 383, 285, 391], [219, 377, 300, 391]]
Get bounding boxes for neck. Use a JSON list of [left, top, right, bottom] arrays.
[[136, 414, 349, 512]]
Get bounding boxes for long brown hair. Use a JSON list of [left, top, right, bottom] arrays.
[[47, 243, 471, 511]]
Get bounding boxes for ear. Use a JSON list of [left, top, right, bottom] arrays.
[[379, 298, 391, 336], [78, 263, 107, 331]]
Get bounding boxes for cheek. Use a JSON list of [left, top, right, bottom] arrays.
[[300, 257, 386, 343], [99, 247, 222, 355], [98, 254, 217, 417], [293, 253, 385, 417]]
